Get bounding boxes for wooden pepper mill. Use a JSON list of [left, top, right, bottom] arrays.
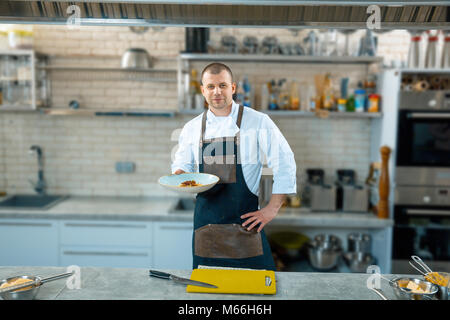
[[377, 146, 391, 219]]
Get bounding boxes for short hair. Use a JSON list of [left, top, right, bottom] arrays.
[[200, 62, 233, 85]]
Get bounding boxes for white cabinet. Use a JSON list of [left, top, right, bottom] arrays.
[[152, 222, 193, 270], [59, 220, 153, 268], [0, 219, 58, 266]]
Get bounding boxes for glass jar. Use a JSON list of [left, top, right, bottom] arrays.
[[368, 94, 380, 113], [337, 98, 347, 112]]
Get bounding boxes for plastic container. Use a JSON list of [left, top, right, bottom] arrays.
[[368, 94, 380, 113], [337, 98, 347, 112], [354, 89, 366, 112], [289, 80, 300, 110]]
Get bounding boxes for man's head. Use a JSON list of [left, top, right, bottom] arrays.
[[200, 62, 236, 112]]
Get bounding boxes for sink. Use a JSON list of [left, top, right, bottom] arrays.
[[169, 198, 196, 213], [0, 194, 69, 210]]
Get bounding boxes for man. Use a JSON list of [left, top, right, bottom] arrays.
[[172, 62, 296, 270]]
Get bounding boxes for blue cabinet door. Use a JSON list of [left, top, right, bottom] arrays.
[[0, 219, 58, 266], [152, 222, 193, 270]]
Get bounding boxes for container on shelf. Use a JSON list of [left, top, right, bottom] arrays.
[[8, 26, 33, 49]]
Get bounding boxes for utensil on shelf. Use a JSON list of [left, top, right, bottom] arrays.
[[149, 270, 218, 289]]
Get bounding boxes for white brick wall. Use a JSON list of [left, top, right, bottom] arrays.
[[0, 25, 410, 196]]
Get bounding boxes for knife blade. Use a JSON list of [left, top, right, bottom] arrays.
[[149, 270, 218, 289]]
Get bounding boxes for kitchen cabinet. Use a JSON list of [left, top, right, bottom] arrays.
[[0, 49, 49, 111], [152, 222, 193, 270], [0, 219, 58, 266], [59, 220, 153, 268]]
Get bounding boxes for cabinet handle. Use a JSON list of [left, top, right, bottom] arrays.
[[406, 209, 450, 216], [64, 223, 146, 229], [0, 222, 53, 227], [63, 251, 148, 257]]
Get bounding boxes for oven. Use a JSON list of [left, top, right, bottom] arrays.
[[392, 87, 450, 273]]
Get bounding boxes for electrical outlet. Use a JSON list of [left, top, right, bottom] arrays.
[[115, 161, 135, 173]]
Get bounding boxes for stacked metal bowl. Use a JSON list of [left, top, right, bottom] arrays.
[[307, 234, 342, 271]]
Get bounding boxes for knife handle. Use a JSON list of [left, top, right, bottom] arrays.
[[149, 270, 171, 280]]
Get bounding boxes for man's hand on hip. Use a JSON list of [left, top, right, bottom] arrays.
[[240, 194, 286, 233]]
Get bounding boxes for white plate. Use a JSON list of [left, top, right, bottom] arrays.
[[158, 173, 220, 194]]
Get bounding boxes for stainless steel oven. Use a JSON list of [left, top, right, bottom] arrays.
[[392, 88, 450, 273]]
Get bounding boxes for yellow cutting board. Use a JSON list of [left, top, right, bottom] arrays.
[[186, 268, 276, 295]]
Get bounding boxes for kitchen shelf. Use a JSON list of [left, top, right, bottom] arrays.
[[40, 108, 175, 118], [178, 109, 382, 119], [399, 68, 450, 74], [179, 53, 383, 64], [39, 66, 177, 83]]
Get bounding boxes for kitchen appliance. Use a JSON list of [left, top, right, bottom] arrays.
[[121, 48, 151, 69], [393, 83, 450, 273], [305, 169, 336, 212], [336, 170, 369, 212], [149, 270, 217, 288], [186, 268, 276, 295]]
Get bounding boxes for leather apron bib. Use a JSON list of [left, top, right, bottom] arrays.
[[192, 105, 276, 270]]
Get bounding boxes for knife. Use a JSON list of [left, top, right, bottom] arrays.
[[149, 270, 218, 289]]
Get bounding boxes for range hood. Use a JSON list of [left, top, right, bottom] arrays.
[[1, 1, 449, 30]]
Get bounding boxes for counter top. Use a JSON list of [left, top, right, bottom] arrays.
[[0, 196, 393, 228], [0, 266, 404, 300]]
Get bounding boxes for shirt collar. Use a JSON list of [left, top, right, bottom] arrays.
[[206, 100, 238, 123]]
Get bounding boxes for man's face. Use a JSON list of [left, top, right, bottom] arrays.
[[201, 70, 236, 111]]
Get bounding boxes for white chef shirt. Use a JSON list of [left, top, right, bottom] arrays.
[[171, 100, 297, 196]]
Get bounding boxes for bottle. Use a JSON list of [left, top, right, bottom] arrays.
[[354, 89, 366, 112], [322, 74, 334, 110], [268, 79, 279, 110], [307, 84, 316, 111], [407, 32, 422, 68], [368, 94, 380, 113], [289, 80, 300, 110], [188, 69, 201, 109], [235, 79, 245, 105], [260, 83, 269, 110], [242, 75, 252, 108], [442, 33, 450, 69], [278, 79, 290, 110], [425, 32, 439, 69]]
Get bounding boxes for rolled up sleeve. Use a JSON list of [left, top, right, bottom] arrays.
[[171, 124, 196, 174], [258, 114, 297, 195]]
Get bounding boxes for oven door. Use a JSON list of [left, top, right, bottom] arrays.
[[392, 205, 450, 273], [397, 110, 450, 168]]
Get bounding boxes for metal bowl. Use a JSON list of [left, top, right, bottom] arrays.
[[343, 252, 376, 273], [307, 245, 342, 271], [121, 48, 152, 69], [0, 275, 41, 300], [390, 277, 439, 300]]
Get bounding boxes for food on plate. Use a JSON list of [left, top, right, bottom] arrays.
[[403, 281, 430, 294], [0, 277, 34, 292], [179, 180, 202, 187], [425, 272, 449, 287]]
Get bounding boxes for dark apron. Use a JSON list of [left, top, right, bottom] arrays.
[[192, 105, 275, 270]]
